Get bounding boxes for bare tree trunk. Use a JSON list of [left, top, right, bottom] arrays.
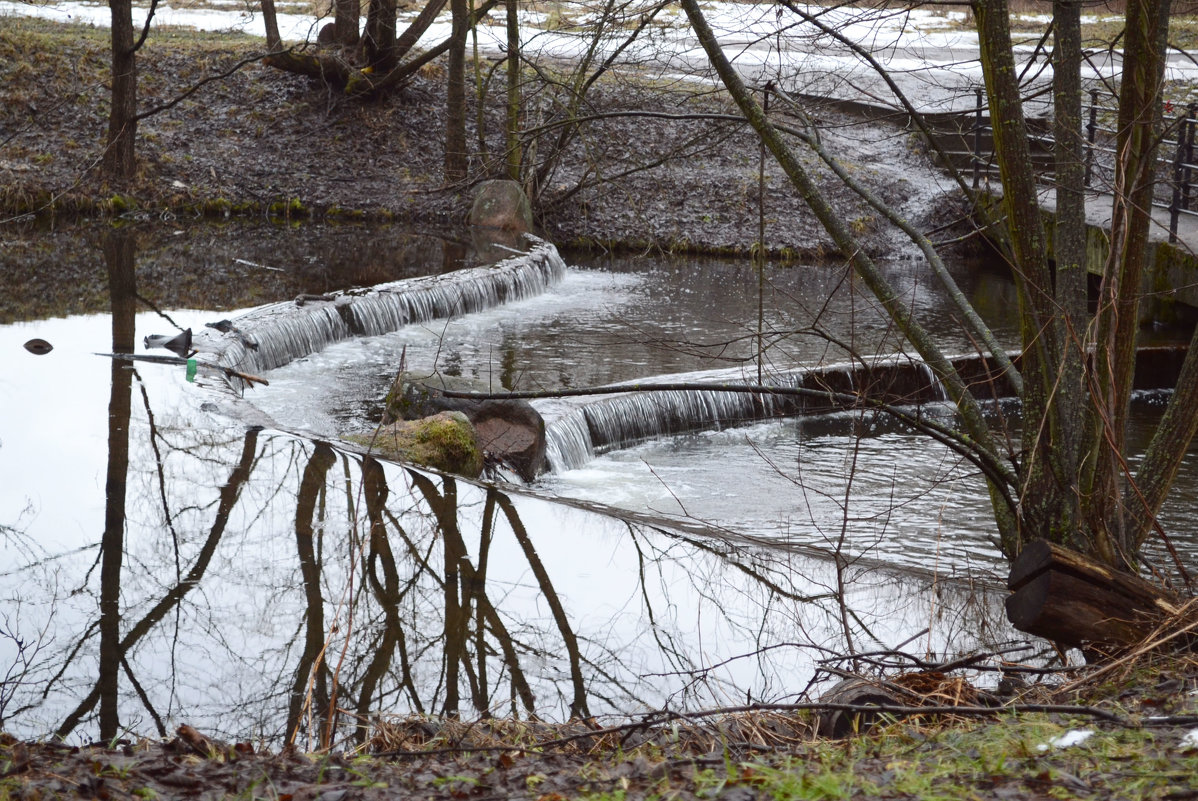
[[505, 0, 521, 181], [1083, 0, 1173, 565], [1051, 0, 1087, 546], [104, 0, 138, 183], [364, 0, 398, 72], [974, 0, 1073, 555], [335, 0, 360, 45], [260, 0, 282, 50], [445, 0, 469, 183]]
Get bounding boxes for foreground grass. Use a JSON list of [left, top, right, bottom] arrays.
[[5, 710, 1196, 800], [5, 641, 1198, 798], [730, 715, 1197, 801]]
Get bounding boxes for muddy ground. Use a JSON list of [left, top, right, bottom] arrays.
[[0, 17, 961, 260]]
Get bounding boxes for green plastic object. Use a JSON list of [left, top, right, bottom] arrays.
[[186, 359, 197, 382]]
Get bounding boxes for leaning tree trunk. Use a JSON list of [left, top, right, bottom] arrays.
[[104, 0, 138, 183], [677, 0, 1019, 546]]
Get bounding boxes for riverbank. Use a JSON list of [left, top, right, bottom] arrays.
[[8, 15, 1198, 801], [0, 16, 959, 260], [4, 648, 1198, 800]]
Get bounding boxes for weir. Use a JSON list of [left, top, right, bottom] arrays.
[[182, 229, 1187, 478], [541, 356, 954, 472], [191, 236, 567, 388], [541, 346, 1189, 473]]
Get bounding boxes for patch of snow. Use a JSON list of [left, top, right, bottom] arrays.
[[3, 0, 1194, 114], [1182, 729, 1198, 749], [1037, 728, 1095, 751]]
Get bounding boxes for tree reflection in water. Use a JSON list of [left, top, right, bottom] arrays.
[[1, 258, 1010, 745], [99, 229, 136, 742]]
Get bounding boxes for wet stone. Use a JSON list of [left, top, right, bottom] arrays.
[[386, 372, 547, 481], [468, 179, 533, 233]]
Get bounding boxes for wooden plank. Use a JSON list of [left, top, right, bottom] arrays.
[[1005, 539, 1181, 649]]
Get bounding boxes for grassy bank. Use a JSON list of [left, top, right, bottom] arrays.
[[4, 665, 1198, 801], [0, 14, 928, 260]]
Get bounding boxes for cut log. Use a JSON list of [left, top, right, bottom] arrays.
[[1005, 539, 1182, 650], [815, 677, 903, 738]]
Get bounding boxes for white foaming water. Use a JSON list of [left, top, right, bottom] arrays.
[[537, 416, 1008, 577], [249, 267, 642, 436]]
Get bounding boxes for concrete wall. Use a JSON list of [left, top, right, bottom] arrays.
[[976, 192, 1198, 324]]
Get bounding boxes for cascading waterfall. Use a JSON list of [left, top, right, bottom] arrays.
[[539, 343, 1194, 473], [195, 236, 567, 388], [541, 356, 965, 473], [231, 302, 352, 376]]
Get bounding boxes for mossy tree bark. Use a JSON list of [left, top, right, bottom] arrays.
[[972, 0, 1196, 570], [973, 0, 1072, 558], [1081, 0, 1175, 565], [1051, 0, 1088, 550]]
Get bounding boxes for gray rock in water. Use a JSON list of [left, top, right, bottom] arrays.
[[468, 179, 533, 233], [386, 372, 546, 481]]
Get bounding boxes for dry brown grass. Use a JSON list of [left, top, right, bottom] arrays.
[[1054, 597, 1198, 700], [366, 709, 818, 758]]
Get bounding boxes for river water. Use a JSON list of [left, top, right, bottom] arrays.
[[1, 220, 1192, 746]]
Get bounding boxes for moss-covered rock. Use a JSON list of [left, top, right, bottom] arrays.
[[384, 372, 547, 481], [353, 411, 484, 477]]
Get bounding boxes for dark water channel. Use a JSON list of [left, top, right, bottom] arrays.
[[1, 221, 1193, 746]]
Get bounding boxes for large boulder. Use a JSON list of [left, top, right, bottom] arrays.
[[468, 179, 533, 233], [386, 372, 547, 481], [355, 411, 484, 477]]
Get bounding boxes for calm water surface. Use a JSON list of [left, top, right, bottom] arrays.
[[0, 220, 1188, 745]]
